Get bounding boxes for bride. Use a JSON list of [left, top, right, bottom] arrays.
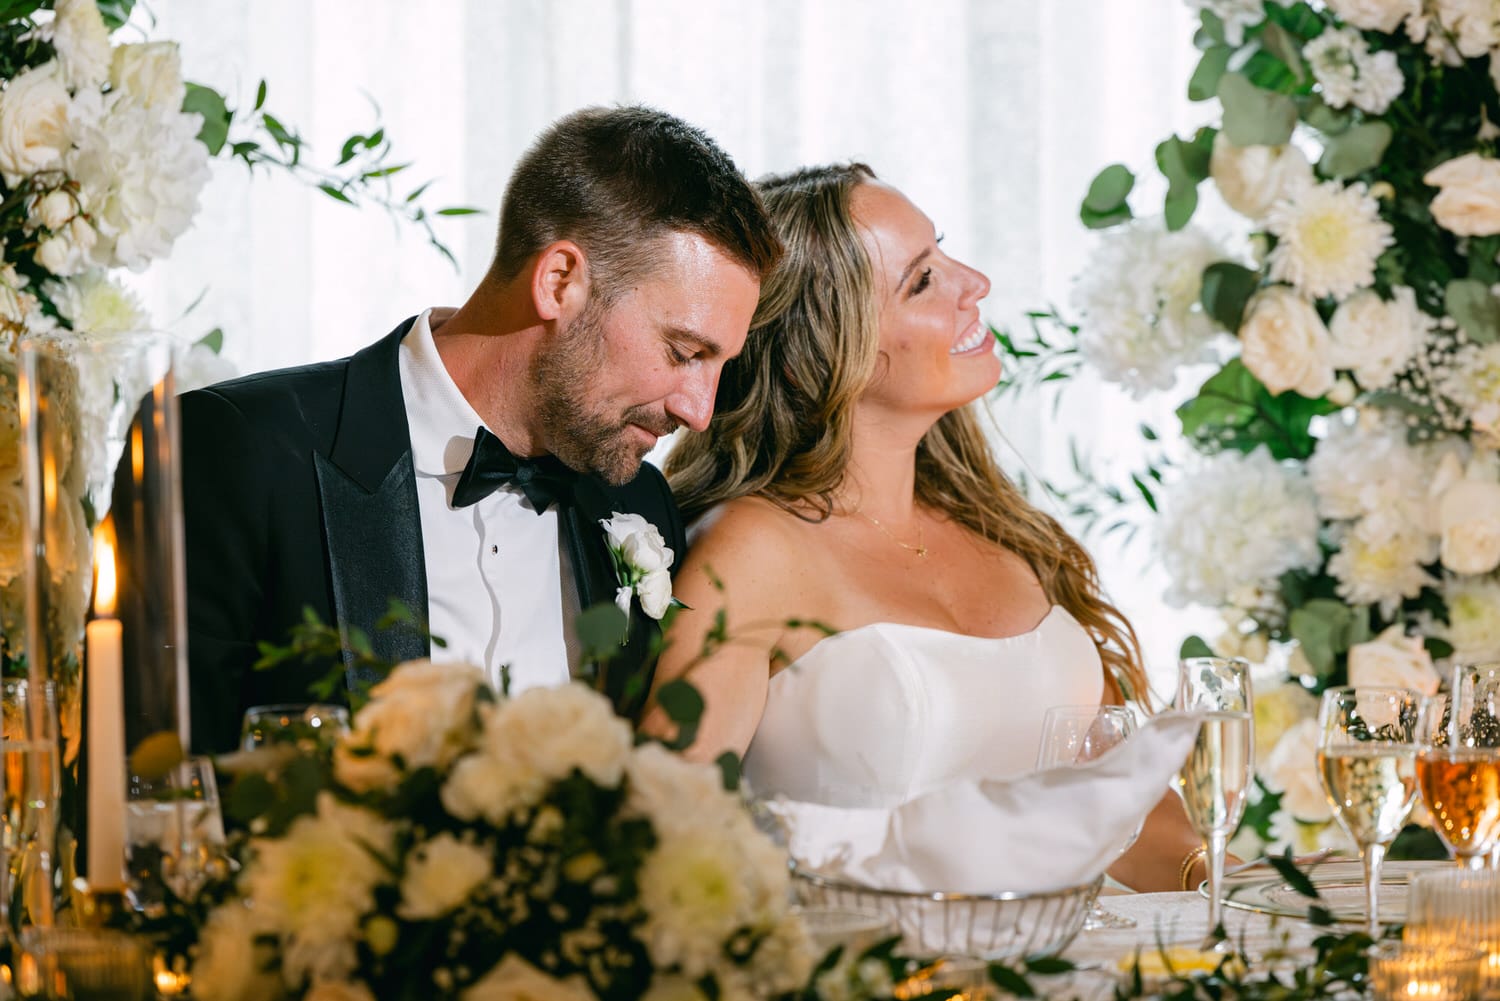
[[645, 163, 1210, 892]]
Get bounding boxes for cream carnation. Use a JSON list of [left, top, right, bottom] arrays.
[[1442, 576, 1500, 663], [1157, 447, 1322, 608], [1308, 411, 1440, 523], [1425, 154, 1500, 237], [0, 61, 70, 186], [1348, 625, 1442, 695], [1305, 26, 1405, 114], [1239, 286, 1335, 398], [625, 742, 740, 837], [1261, 719, 1333, 822], [398, 832, 492, 920], [1326, 0, 1421, 31], [1071, 219, 1232, 397], [1327, 287, 1429, 391], [1267, 181, 1393, 300], [1209, 135, 1313, 221], [51, 0, 112, 90], [47, 270, 147, 339]]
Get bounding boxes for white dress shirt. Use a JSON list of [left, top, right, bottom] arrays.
[[396, 308, 579, 694]]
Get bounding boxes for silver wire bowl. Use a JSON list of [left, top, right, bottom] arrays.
[[791, 865, 1102, 959]]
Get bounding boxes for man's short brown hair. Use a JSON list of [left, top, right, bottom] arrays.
[[487, 106, 781, 300]]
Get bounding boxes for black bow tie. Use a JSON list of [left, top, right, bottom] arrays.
[[451, 427, 577, 514]]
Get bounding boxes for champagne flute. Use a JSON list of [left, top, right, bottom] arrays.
[[1417, 679, 1500, 869], [1317, 686, 1419, 939], [1171, 657, 1253, 947], [1036, 704, 1139, 929]]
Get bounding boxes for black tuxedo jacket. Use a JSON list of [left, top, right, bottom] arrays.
[[178, 319, 685, 753]]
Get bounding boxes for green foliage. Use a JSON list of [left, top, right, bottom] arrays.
[[1080, 163, 1135, 229], [1176, 359, 1338, 460], [1288, 599, 1371, 680], [575, 603, 629, 662], [1218, 72, 1299, 145], [1199, 261, 1259, 330], [1179, 635, 1215, 660], [1445, 278, 1500, 345], [1156, 128, 1214, 230], [1318, 121, 1393, 178]]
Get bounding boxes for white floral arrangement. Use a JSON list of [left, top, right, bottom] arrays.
[[1022, 0, 1500, 857], [191, 660, 816, 1001], [601, 512, 678, 624]]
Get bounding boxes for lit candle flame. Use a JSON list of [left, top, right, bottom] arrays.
[[93, 517, 117, 618]]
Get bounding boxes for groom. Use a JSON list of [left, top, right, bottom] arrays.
[[178, 106, 780, 753]]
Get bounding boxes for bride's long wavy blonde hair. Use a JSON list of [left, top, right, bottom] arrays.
[[666, 163, 1150, 704]]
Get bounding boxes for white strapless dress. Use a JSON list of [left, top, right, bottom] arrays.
[[742, 605, 1105, 810]]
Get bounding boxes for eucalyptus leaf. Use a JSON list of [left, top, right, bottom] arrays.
[[1289, 599, 1356, 678], [1080, 202, 1133, 230], [575, 603, 629, 658], [1318, 121, 1393, 178], [195, 328, 224, 353], [1083, 164, 1136, 213], [1188, 45, 1233, 101], [1258, 21, 1308, 83], [1301, 97, 1351, 136], [1164, 189, 1199, 231], [1447, 278, 1500, 345], [1200, 261, 1259, 330], [95, 0, 135, 29], [1218, 72, 1298, 146], [183, 83, 231, 156], [1180, 635, 1215, 659], [1197, 8, 1227, 47]]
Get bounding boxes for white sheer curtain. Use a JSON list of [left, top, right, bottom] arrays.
[[140, 0, 1215, 690]]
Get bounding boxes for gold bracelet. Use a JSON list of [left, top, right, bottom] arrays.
[[1178, 845, 1209, 891]]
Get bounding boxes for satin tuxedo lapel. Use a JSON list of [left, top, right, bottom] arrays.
[[315, 321, 429, 688]]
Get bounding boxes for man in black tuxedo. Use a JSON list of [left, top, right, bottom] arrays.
[[179, 107, 781, 753]]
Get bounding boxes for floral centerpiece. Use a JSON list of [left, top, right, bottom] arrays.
[[191, 660, 815, 1001], [1006, 0, 1500, 857]]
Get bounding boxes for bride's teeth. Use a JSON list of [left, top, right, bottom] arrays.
[[950, 326, 986, 354]]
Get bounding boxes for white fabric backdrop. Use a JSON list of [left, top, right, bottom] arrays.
[[138, 0, 1218, 696]]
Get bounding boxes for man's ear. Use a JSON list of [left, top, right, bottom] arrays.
[[531, 240, 590, 322]]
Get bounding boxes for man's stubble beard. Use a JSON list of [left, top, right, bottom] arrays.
[[531, 301, 673, 486]]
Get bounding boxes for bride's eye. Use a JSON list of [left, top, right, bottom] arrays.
[[909, 268, 933, 297]]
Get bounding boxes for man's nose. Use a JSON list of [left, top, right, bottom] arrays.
[[665, 368, 716, 433]]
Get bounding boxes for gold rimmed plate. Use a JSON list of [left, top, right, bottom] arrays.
[[1203, 859, 1452, 923]]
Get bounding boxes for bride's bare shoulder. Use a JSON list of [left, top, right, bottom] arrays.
[[684, 497, 825, 574]]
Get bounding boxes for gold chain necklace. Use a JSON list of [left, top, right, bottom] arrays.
[[856, 511, 928, 558]]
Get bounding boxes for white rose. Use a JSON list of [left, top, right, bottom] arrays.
[[34, 217, 97, 277], [305, 982, 377, 1001], [463, 955, 599, 1001], [1327, 287, 1428, 391], [334, 659, 483, 792], [1438, 478, 1500, 575], [625, 742, 740, 837], [1325, 0, 1420, 31], [1253, 679, 1319, 763], [1210, 134, 1313, 221], [0, 62, 71, 186], [31, 188, 76, 231], [398, 832, 492, 920], [614, 584, 633, 617], [1239, 286, 1336, 398], [637, 568, 673, 619], [1262, 719, 1333, 822], [52, 0, 112, 90], [622, 527, 672, 573], [1347, 624, 1441, 695], [109, 42, 187, 111], [601, 511, 654, 550], [1425, 154, 1500, 237]]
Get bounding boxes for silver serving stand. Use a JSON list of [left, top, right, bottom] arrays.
[[791, 865, 1102, 959]]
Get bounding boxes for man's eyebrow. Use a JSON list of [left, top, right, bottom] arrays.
[[895, 247, 933, 294]]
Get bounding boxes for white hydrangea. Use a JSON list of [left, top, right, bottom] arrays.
[[65, 88, 210, 270], [1070, 219, 1233, 397], [1267, 180, 1393, 300], [1437, 341, 1500, 446], [46, 270, 147, 339], [1304, 26, 1405, 115], [1307, 411, 1435, 523], [1327, 287, 1429, 391], [1327, 515, 1439, 614], [1184, 0, 1294, 45], [1440, 575, 1500, 663], [1156, 448, 1323, 608]]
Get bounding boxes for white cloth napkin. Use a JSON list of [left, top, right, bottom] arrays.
[[765, 711, 1204, 895]]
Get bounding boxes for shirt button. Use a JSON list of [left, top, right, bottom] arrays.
[[490, 545, 498, 555]]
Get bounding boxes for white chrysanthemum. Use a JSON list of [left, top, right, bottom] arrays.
[[1326, 0, 1421, 32], [637, 827, 755, 978], [1327, 516, 1438, 614], [65, 89, 210, 270], [1327, 287, 1429, 391], [1184, 0, 1294, 44], [1437, 342, 1500, 445], [47, 271, 147, 339], [1307, 411, 1436, 522], [1261, 719, 1333, 822], [398, 832, 492, 920], [1267, 180, 1393, 300], [1442, 576, 1500, 663], [1156, 448, 1323, 608], [1304, 26, 1405, 114], [241, 793, 395, 987], [1070, 219, 1233, 397]]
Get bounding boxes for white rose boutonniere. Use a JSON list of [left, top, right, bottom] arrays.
[[600, 512, 679, 622]]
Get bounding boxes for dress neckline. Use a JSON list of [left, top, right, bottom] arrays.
[[776, 605, 1065, 679]]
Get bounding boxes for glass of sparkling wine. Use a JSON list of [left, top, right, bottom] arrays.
[[1317, 686, 1420, 939], [1171, 657, 1253, 946], [1417, 678, 1500, 869]]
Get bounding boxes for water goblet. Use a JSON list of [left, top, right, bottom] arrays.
[[240, 703, 351, 753], [1416, 682, 1500, 869], [1170, 657, 1253, 948], [1036, 704, 1138, 929], [1316, 686, 1419, 940], [126, 757, 227, 908]]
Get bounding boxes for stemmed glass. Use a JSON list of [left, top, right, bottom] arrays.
[[1316, 686, 1420, 939], [1036, 704, 1139, 929], [1171, 656, 1253, 947], [240, 703, 351, 752], [1416, 675, 1500, 869], [125, 757, 227, 910]]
